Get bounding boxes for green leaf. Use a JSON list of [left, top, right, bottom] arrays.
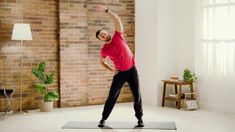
[[45, 71, 55, 84], [32, 67, 46, 81], [33, 83, 46, 95], [32, 67, 39, 78], [44, 91, 59, 101], [38, 62, 46, 72]]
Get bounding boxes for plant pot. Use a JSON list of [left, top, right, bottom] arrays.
[[40, 101, 53, 112]]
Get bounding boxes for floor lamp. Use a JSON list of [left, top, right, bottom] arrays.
[[12, 23, 32, 113]]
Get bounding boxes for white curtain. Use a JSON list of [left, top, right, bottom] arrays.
[[196, 0, 235, 76], [195, 0, 235, 112]]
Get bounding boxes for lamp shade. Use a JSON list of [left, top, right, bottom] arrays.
[[12, 23, 32, 40]]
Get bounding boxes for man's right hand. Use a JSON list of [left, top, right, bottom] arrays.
[[100, 57, 118, 74]]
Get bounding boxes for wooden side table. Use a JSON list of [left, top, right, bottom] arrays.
[[162, 80, 194, 109]]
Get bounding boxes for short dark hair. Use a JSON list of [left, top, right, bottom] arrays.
[[96, 30, 102, 40]]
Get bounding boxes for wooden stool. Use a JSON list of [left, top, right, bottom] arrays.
[[162, 80, 193, 109]]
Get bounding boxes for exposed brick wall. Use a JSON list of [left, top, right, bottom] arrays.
[[59, 0, 89, 107], [0, 0, 135, 111], [0, 0, 59, 111]]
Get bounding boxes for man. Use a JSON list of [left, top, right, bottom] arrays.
[[95, 5, 144, 127]]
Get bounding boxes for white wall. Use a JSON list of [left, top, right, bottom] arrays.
[[136, 0, 158, 105], [136, 0, 195, 106], [156, 0, 182, 106]]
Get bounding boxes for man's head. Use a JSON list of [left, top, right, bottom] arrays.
[[96, 30, 112, 42]]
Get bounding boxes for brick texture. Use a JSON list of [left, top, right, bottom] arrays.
[[0, 0, 135, 111], [0, 0, 59, 111]]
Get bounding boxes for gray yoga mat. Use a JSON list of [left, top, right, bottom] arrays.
[[62, 121, 177, 130]]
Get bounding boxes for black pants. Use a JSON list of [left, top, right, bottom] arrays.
[[101, 66, 143, 120]]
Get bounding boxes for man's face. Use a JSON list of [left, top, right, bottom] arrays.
[[98, 30, 111, 42]]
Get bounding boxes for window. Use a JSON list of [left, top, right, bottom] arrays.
[[196, 0, 235, 75]]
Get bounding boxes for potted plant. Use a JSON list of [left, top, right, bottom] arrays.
[[183, 68, 197, 83], [32, 62, 59, 112]]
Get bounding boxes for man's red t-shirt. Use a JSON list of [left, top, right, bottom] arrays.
[[100, 31, 135, 71]]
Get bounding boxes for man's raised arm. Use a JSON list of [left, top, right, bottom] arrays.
[[96, 5, 123, 33]]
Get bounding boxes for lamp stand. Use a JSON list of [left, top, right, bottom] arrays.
[[15, 40, 28, 114], [20, 40, 23, 113]]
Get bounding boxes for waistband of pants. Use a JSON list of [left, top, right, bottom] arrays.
[[117, 66, 135, 73]]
